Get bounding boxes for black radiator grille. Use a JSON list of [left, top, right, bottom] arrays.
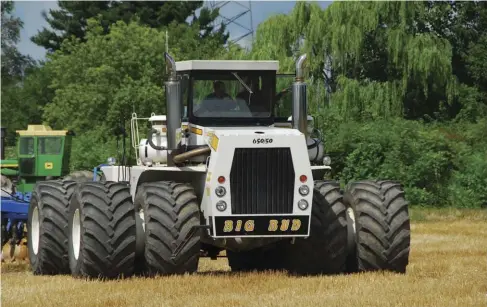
[[230, 148, 295, 214]]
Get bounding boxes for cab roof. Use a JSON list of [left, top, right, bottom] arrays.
[[16, 125, 69, 136], [175, 60, 279, 72]]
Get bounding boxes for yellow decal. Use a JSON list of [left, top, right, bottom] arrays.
[[268, 220, 278, 232], [244, 220, 255, 232], [223, 220, 233, 233], [210, 135, 219, 151], [235, 220, 242, 232], [190, 127, 203, 135], [44, 162, 53, 169], [206, 187, 210, 196], [222, 219, 255, 233], [280, 219, 290, 231], [291, 219, 302, 231], [206, 172, 212, 182]]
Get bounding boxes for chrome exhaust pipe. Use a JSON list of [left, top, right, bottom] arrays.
[[164, 52, 182, 166], [292, 54, 308, 138]]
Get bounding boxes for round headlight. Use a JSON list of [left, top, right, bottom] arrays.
[[298, 199, 309, 210], [215, 186, 226, 197], [216, 201, 227, 212], [299, 185, 310, 196], [323, 156, 331, 166]]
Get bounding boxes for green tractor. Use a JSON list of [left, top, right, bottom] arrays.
[[0, 125, 97, 196], [1, 125, 99, 262]]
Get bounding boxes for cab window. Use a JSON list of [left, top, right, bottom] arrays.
[[19, 137, 34, 155], [38, 137, 63, 155], [191, 71, 275, 119]]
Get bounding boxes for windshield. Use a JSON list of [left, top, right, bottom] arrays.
[[190, 71, 275, 119]]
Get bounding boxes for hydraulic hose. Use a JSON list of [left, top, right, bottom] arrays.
[[147, 128, 167, 151]]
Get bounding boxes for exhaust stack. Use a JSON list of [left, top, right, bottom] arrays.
[[292, 54, 308, 138], [164, 52, 182, 165]]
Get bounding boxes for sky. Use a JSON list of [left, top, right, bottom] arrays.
[[12, 1, 332, 61]]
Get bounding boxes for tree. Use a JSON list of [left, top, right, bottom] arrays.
[[1, 1, 37, 145], [249, 2, 459, 121], [1, 1, 34, 83], [31, 1, 229, 52]]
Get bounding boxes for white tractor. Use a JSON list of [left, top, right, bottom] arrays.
[[27, 53, 411, 278]]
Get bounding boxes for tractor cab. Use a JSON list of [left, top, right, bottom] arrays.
[[176, 60, 279, 127], [14, 125, 73, 192]]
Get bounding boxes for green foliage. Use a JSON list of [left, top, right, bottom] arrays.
[[1, 1, 37, 145], [42, 19, 220, 134], [319, 117, 487, 208], [31, 1, 228, 52], [68, 129, 118, 172], [1, 1, 35, 80]]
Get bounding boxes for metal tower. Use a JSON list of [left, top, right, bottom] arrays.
[[206, 1, 254, 46]]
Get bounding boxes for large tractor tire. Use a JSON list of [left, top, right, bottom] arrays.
[[283, 180, 348, 275], [28, 180, 76, 275], [63, 170, 98, 182], [227, 244, 286, 272], [134, 181, 201, 276], [344, 180, 410, 273], [68, 181, 136, 279]]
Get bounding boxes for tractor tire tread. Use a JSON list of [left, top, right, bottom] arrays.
[[284, 180, 348, 275], [345, 180, 410, 273], [29, 180, 76, 275], [141, 181, 201, 275], [73, 181, 136, 278]]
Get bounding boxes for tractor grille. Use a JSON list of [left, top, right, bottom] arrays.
[[230, 148, 295, 214]]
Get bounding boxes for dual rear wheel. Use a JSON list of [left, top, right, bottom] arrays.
[[226, 180, 411, 275]]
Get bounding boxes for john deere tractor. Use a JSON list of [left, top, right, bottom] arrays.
[[1, 125, 97, 262]]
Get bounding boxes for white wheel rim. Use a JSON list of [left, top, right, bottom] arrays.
[[139, 209, 145, 232], [32, 207, 40, 255], [346, 207, 357, 252], [72, 209, 81, 260]]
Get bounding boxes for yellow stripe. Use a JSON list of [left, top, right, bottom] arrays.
[[210, 135, 219, 151], [190, 127, 203, 135], [1, 164, 18, 168]]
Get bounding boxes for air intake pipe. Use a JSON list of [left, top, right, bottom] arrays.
[[164, 52, 182, 165], [292, 54, 308, 138]]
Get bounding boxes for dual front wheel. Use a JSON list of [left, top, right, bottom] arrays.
[[28, 180, 200, 279]]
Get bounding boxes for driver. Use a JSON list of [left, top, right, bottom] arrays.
[[204, 81, 232, 100], [198, 81, 236, 113]]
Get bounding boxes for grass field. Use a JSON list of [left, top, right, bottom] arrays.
[[1, 208, 487, 307]]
